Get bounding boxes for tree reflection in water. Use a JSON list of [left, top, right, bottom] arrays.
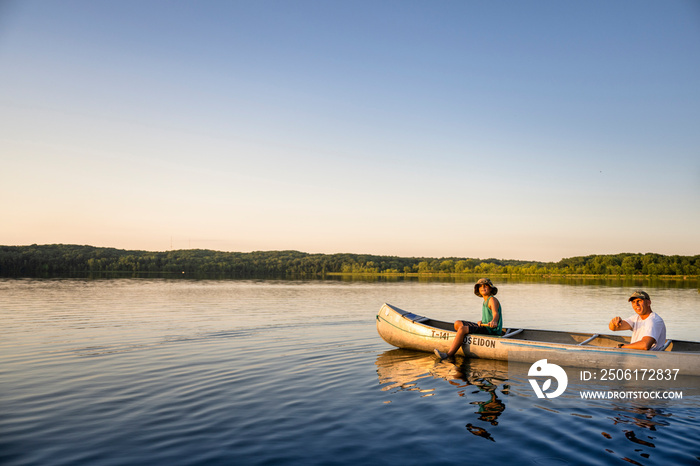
[[375, 349, 509, 441]]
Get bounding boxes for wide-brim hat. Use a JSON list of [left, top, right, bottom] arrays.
[[628, 290, 650, 301], [474, 278, 498, 297]]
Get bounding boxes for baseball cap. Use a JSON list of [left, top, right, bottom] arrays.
[[628, 290, 650, 301]]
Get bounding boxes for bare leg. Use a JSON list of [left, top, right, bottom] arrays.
[[447, 320, 470, 357]]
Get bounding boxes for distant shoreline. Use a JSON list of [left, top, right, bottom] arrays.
[[326, 272, 698, 279], [1, 244, 698, 279]]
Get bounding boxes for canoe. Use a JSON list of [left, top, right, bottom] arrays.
[[376, 303, 700, 377]]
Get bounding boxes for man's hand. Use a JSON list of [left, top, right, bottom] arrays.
[[609, 316, 632, 331], [609, 316, 622, 331]]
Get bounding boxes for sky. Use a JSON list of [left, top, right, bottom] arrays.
[[1, 0, 699, 262]]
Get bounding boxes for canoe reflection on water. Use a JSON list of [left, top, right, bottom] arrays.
[[375, 349, 509, 440], [375, 349, 699, 460]]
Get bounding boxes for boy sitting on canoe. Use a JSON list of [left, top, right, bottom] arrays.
[[434, 278, 503, 360], [608, 290, 667, 351]]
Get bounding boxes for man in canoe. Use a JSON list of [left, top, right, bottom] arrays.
[[608, 290, 667, 351], [434, 278, 503, 360]]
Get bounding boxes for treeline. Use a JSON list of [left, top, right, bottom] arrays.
[[1, 244, 698, 278]]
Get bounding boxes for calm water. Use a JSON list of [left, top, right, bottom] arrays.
[[1, 278, 699, 465]]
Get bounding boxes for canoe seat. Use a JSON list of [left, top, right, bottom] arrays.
[[402, 313, 429, 324], [577, 334, 599, 346], [660, 339, 672, 351], [502, 328, 524, 338]]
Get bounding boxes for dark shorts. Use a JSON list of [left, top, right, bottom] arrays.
[[460, 320, 493, 335]]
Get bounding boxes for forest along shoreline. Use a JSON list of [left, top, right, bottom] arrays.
[[0, 244, 698, 281]]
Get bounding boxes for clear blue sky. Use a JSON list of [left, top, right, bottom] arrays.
[[1, 0, 698, 261]]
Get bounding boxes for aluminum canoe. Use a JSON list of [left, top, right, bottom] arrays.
[[376, 303, 700, 376]]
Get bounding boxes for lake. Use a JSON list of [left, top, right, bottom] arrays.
[[1, 277, 698, 465]]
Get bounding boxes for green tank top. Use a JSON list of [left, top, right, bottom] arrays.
[[482, 296, 503, 335]]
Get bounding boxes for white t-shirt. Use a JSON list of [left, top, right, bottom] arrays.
[[624, 312, 667, 351]]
